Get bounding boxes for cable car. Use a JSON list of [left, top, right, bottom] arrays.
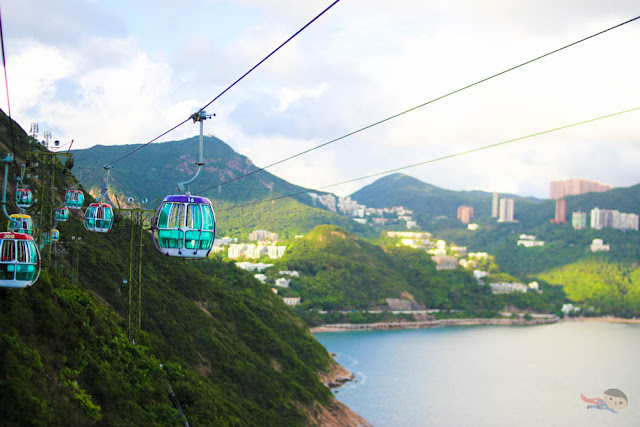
[[16, 188, 33, 209], [55, 207, 70, 222], [50, 229, 60, 242], [7, 214, 34, 235], [84, 202, 113, 233], [0, 232, 41, 288], [151, 195, 216, 258], [65, 189, 84, 210]]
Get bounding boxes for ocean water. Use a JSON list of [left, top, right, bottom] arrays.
[[315, 321, 640, 426]]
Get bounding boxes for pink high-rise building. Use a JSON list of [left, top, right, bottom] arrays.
[[552, 199, 566, 224], [457, 206, 474, 224], [550, 178, 611, 200]]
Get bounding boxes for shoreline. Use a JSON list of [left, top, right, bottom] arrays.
[[310, 316, 640, 333], [310, 316, 559, 333]]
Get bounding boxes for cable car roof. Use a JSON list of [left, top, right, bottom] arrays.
[[162, 194, 212, 204], [0, 231, 35, 240]]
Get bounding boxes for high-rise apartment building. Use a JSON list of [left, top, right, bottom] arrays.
[[491, 192, 499, 218], [550, 178, 612, 200], [457, 206, 474, 224], [572, 212, 587, 230], [498, 198, 515, 222], [553, 199, 567, 224]]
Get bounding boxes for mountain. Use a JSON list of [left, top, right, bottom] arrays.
[[350, 173, 546, 230], [0, 111, 367, 425], [71, 136, 374, 239], [351, 173, 640, 317]]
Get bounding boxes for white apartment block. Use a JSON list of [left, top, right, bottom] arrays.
[[591, 207, 639, 231], [498, 198, 515, 222], [235, 262, 274, 272]]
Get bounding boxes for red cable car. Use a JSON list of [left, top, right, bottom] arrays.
[[0, 232, 41, 288]]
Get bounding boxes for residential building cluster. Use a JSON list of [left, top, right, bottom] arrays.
[[550, 178, 612, 200], [517, 234, 545, 247], [308, 193, 418, 229], [228, 243, 287, 260], [488, 281, 540, 295], [249, 230, 279, 242], [590, 207, 639, 231], [213, 230, 288, 260]]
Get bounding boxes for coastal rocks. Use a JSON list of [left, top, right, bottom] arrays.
[[318, 357, 356, 389]]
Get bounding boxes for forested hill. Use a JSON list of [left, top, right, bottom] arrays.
[[0, 111, 367, 425], [71, 136, 373, 239], [350, 173, 640, 230]]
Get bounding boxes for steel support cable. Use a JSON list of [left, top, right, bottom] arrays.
[[218, 106, 640, 211], [194, 15, 640, 196], [105, 0, 342, 168]]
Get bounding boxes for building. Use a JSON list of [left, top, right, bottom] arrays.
[[591, 208, 639, 231], [235, 262, 273, 272], [491, 192, 499, 218], [498, 198, 515, 222], [553, 199, 566, 224], [275, 278, 290, 288], [590, 239, 610, 252], [282, 297, 301, 306], [467, 223, 479, 231], [457, 206, 474, 224], [387, 231, 432, 239], [249, 230, 279, 242], [432, 255, 458, 270], [517, 234, 545, 247], [550, 178, 612, 199], [254, 274, 267, 284], [279, 270, 300, 277], [572, 211, 588, 230], [489, 282, 528, 294]]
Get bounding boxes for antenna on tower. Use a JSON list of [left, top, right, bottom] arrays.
[[43, 130, 52, 148], [29, 123, 39, 139]]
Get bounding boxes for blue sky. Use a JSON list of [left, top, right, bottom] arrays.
[[3, 0, 639, 198]]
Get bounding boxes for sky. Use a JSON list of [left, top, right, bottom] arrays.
[[3, 0, 639, 199]]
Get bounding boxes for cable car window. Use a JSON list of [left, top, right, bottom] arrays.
[[1, 240, 15, 261], [16, 241, 26, 262], [190, 204, 202, 229], [167, 203, 182, 228], [202, 205, 214, 230]]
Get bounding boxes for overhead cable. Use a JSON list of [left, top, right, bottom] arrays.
[[105, 0, 342, 168], [217, 106, 640, 211], [0, 5, 17, 166], [195, 14, 640, 195]]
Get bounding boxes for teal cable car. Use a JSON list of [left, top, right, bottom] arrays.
[[0, 232, 41, 288], [65, 189, 84, 210]]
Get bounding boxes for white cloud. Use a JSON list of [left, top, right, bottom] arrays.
[[4, 0, 640, 199]]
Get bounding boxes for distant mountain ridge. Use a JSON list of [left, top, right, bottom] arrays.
[[71, 136, 373, 238], [350, 173, 640, 229]]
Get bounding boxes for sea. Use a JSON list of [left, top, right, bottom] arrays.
[[314, 321, 640, 427]]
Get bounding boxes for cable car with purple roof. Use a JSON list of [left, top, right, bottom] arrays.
[[151, 110, 216, 258], [152, 194, 215, 258]]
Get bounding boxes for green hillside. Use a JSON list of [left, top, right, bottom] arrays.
[[539, 259, 640, 317], [0, 111, 365, 425], [268, 225, 561, 317]]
